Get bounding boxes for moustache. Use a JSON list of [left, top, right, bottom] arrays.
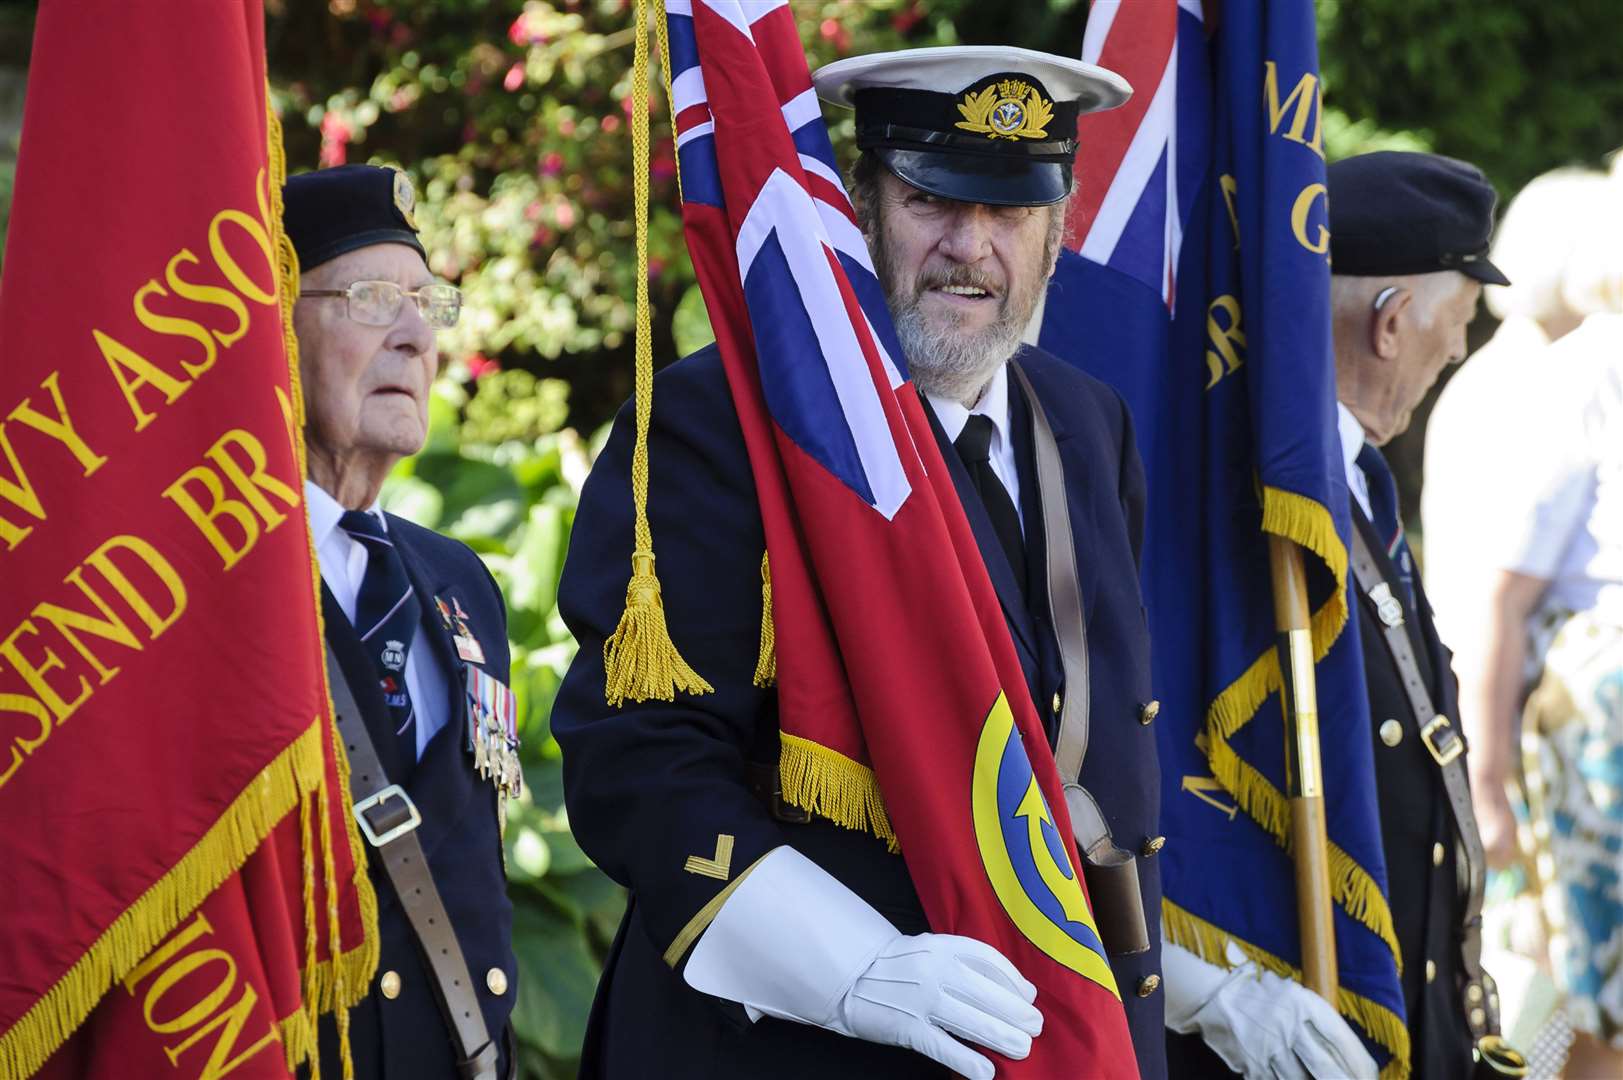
[[915, 265, 1003, 301]]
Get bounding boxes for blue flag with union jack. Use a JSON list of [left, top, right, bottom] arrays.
[[665, 0, 1139, 1073], [1039, 1, 1410, 1074]]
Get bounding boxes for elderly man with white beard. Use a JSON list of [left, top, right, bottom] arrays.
[[552, 47, 1168, 1079]]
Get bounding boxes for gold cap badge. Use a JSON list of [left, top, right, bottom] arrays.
[[955, 79, 1054, 141], [392, 168, 418, 230]]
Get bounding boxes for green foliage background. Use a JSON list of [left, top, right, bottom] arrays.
[[0, 1, 1617, 1075]]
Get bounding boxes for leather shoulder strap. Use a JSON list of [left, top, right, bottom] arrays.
[[1349, 527, 1500, 1040], [326, 644, 499, 1080], [1009, 362, 1090, 780], [1011, 362, 1150, 957]]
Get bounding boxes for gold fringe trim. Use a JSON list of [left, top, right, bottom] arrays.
[[778, 732, 897, 852], [0, 720, 329, 1080], [1195, 487, 1404, 974], [604, 0, 712, 706], [267, 88, 378, 1080], [754, 551, 776, 688], [278, 1008, 317, 1079], [1163, 898, 1412, 1080]]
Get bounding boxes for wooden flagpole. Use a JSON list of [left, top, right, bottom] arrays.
[[1268, 536, 1339, 1001]]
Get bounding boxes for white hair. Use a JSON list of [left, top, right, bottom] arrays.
[[1330, 269, 1466, 330], [1557, 160, 1623, 318], [1483, 166, 1611, 321]]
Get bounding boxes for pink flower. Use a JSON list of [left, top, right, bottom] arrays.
[[504, 62, 525, 92], [466, 354, 501, 380], [648, 257, 666, 281], [554, 202, 576, 230], [508, 12, 547, 46], [319, 112, 351, 167], [540, 151, 565, 177], [602, 114, 621, 134]]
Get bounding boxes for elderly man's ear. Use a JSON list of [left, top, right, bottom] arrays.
[[1369, 286, 1411, 361]]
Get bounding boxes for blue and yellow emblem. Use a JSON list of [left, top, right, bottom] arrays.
[[972, 693, 1119, 997]]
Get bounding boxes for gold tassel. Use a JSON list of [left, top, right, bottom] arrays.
[[604, 0, 710, 706], [754, 552, 776, 687], [604, 552, 714, 705]]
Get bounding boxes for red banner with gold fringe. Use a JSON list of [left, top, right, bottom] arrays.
[[0, 3, 375, 1077]]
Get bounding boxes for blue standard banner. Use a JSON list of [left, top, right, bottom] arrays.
[[1042, 1, 1408, 1074]]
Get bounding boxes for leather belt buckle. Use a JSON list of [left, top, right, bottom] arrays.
[[353, 784, 422, 847], [1420, 714, 1463, 767]]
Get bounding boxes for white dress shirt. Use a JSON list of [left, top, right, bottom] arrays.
[[305, 480, 449, 758], [1336, 402, 1375, 521], [926, 363, 1023, 529]]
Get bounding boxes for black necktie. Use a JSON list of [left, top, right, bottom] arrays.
[[339, 509, 420, 771], [1356, 444, 1417, 608], [955, 414, 1027, 592]]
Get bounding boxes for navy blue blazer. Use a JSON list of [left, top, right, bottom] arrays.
[[554, 343, 1164, 1079], [313, 515, 518, 1080], [1352, 507, 1477, 1079]]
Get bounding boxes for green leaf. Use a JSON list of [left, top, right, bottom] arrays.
[[506, 503, 570, 624], [671, 281, 715, 357], [510, 901, 601, 1060]]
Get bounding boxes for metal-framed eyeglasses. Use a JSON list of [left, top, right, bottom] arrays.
[[299, 280, 462, 330]]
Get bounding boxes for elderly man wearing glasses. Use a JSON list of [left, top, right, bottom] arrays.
[[285, 164, 520, 1080]]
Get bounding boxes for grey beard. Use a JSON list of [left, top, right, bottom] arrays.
[[892, 302, 1025, 406]]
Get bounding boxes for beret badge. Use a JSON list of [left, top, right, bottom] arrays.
[[955, 79, 1054, 141], [392, 168, 418, 229]]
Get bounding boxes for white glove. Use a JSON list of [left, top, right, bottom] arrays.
[[1163, 942, 1378, 1080], [683, 846, 1043, 1079]]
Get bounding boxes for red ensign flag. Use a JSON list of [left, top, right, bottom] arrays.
[[0, 4, 375, 1078]]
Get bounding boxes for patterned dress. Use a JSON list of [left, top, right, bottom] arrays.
[[1522, 611, 1623, 1044]]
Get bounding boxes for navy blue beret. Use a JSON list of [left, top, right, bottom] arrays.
[[1328, 151, 1509, 286], [282, 164, 426, 272]]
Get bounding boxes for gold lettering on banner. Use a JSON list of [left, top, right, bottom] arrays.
[[96, 329, 194, 432], [0, 534, 188, 791], [1204, 295, 1247, 389], [164, 427, 299, 571], [0, 371, 107, 552], [95, 168, 283, 435], [1291, 182, 1330, 257], [123, 913, 281, 1078], [1219, 174, 1240, 249], [1262, 61, 1324, 158]]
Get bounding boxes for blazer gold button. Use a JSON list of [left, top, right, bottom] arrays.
[[1136, 974, 1161, 997], [1432, 842, 1445, 867], [380, 970, 402, 999], [1467, 984, 1483, 1004], [1379, 719, 1403, 747], [486, 967, 508, 995], [1138, 700, 1160, 726], [1470, 1007, 1486, 1028], [1142, 836, 1165, 857], [1425, 960, 1436, 984], [1052, 692, 1063, 715]]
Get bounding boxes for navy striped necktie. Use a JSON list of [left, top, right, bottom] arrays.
[[1356, 443, 1417, 608], [339, 509, 420, 765]]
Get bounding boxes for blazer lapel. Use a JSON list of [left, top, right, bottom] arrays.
[[387, 518, 480, 863], [921, 395, 1042, 670]]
